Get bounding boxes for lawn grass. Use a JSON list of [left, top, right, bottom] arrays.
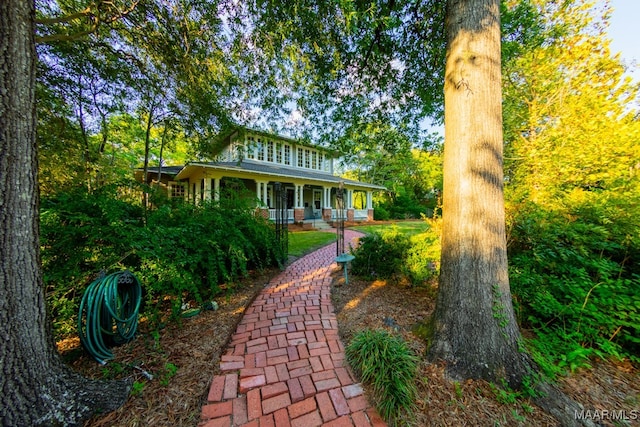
[[287, 220, 429, 257], [287, 231, 336, 257], [350, 220, 428, 237]]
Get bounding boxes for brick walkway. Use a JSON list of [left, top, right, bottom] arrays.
[[199, 229, 386, 427]]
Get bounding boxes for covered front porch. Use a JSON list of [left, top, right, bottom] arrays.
[[262, 184, 374, 223], [174, 161, 383, 223], [185, 176, 374, 223]]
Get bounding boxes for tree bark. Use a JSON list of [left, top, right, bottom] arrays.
[[427, 0, 532, 387], [0, 1, 130, 425]]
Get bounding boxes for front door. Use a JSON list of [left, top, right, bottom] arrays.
[[313, 189, 322, 219]]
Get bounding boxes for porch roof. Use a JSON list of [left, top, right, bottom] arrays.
[[175, 161, 386, 191]]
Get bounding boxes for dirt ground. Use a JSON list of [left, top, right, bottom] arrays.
[[59, 255, 639, 427]]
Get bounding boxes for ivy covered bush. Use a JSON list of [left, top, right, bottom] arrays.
[[41, 184, 284, 338]]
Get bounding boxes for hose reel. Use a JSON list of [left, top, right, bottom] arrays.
[[78, 270, 142, 363]]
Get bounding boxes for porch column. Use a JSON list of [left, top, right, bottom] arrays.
[[293, 184, 305, 222], [204, 178, 212, 201], [347, 189, 353, 209], [213, 178, 220, 202], [262, 182, 269, 206], [256, 181, 262, 207], [266, 184, 272, 208], [323, 186, 332, 208], [256, 181, 269, 207], [194, 180, 202, 204], [295, 184, 303, 208], [322, 186, 332, 221], [367, 191, 373, 209]]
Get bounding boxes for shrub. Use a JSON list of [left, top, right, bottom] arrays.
[[41, 186, 144, 336], [373, 204, 390, 221], [350, 227, 411, 279], [508, 201, 640, 369], [351, 220, 441, 287], [346, 329, 418, 425], [405, 221, 441, 285], [41, 184, 284, 338]]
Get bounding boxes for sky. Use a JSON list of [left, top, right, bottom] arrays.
[[606, 0, 640, 81]]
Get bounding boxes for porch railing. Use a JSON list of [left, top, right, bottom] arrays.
[[331, 209, 369, 220], [354, 209, 368, 219], [268, 209, 294, 222]]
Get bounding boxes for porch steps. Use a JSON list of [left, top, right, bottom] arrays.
[[302, 218, 334, 231]]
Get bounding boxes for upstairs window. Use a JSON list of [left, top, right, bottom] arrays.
[[304, 149, 310, 168], [297, 148, 303, 168], [246, 137, 255, 159], [257, 138, 264, 161], [235, 143, 244, 160], [276, 142, 282, 163], [267, 140, 274, 162], [284, 145, 291, 165]]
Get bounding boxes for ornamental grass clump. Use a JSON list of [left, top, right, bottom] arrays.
[[345, 329, 418, 425]]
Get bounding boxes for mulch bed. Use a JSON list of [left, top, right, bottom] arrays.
[[56, 258, 639, 426], [330, 273, 639, 426]]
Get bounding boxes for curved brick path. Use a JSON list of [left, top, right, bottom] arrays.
[[199, 229, 386, 427]]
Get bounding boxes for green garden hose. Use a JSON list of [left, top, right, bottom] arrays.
[[78, 271, 142, 363]]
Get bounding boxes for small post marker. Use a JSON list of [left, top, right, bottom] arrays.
[[335, 253, 355, 285]]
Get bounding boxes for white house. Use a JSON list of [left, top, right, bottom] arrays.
[[137, 127, 385, 222]]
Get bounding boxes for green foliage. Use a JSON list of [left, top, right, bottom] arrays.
[[351, 220, 441, 286], [101, 362, 126, 380], [375, 193, 429, 220], [130, 381, 145, 397], [346, 329, 418, 425], [350, 227, 411, 280], [405, 223, 441, 285], [159, 362, 178, 387], [500, 0, 640, 376], [41, 184, 284, 338], [372, 204, 390, 221], [490, 375, 541, 406], [508, 202, 640, 370], [487, 374, 543, 427]]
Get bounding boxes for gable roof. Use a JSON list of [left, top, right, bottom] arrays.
[[212, 125, 338, 157], [133, 166, 184, 183]]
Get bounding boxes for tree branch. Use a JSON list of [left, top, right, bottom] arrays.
[[359, 0, 396, 73], [36, 7, 92, 25], [35, 0, 140, 45]]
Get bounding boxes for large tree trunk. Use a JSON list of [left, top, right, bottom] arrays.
[[427, 0, 532, 388], [0, 1, 130, 425]]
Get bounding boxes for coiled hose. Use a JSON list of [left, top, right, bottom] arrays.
[[78, 271, 142, 363]]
